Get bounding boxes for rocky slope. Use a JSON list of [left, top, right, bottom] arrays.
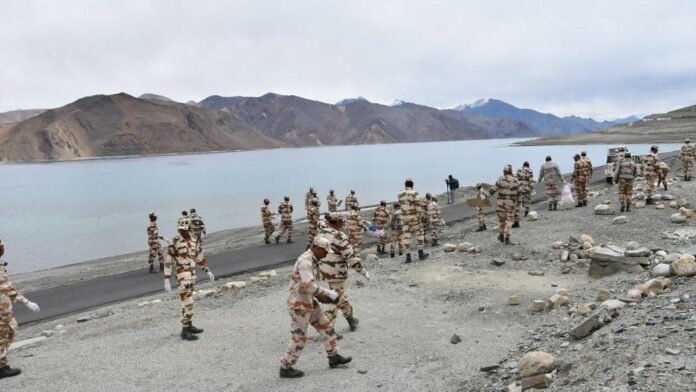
[[0, 109, 46, 125]]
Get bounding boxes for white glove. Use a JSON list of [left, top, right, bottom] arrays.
[[361, 270, 370, 280], [207, 271, 215, 281], [25, 301, 40, 313], [326, 289, 339, 301], [164, 280, 172, 293]]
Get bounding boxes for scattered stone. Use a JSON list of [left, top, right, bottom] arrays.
[[669, 201, 678, 208], [569, 306, 619, 340], [569, 254, 579, 263], [570, 304, 593, 317], [512, 253, 523, 261], [580, 234, 594, 245], [671, 213, 687, 224], [450, 334, 461, 344], [635, 201, 646, 209], [532, 300, 546, 313], [561, 250, 569, 261], [671, 254, 696, 277], [589, 245, 644, 276], [663, 194, 674, 200], [546, 294, 569, 309], [195, 289, 217, 298], [478, 306, 485, 312], [664, 254, 681, 264], [223, 281, 247, 289], [40, 330, 54, 338], [551, 241, 564, 249], [656, 203, 665, 210], [655, 250, 667, 258], [528, 271, 544, 276], [442, 243, 457, 253], [492, 258, 506, 266], [9, 337, 47, 351], [680, 207, 694, 218], [250, 276, 269, 282], [521, 374, 553, 390], [527, 211, 539, 221], [582, 242, 593, 251], [665, 348, 681, 356], [457, 242, 472, 252], [625, 241, 640, 250], [480, 364, 500, 372], [652, 263, 671, 277], [258, 270, 277, 277], [518, 351, 556, 377], [54, 324, 64, 330], [355, 280, 365, 287], [509, 296, 521, 306], [596, 289, 611, 302], [612, 216, 627, 225], [594, 204, 614, 215], [624, 247, 651, 257], [600, 299, 626, 311], [627, 289, 643, 300]]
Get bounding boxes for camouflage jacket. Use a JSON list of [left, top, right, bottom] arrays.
[[427, 200, 443, 225], [490, 174, 519, 202], [680, 144, 695, 159], [315, 226, 364, 282], [164, 235, 208, 279], [344, 194, 358, 210], [327, 194, 338, 211], [287, 250, 330, 311], [278, 201, 294, 221], [147, 222, 161, 242], [372, 206, 390, 228], [390, 209, 403, 231], [0, 262, 27, 305], [261, 205, 274, 224], [642, 152, 660, 175], [398, 187, 421, 218], [307, 206, 320, 228], [516, 167, 535, 193], [346, 209, 364, 234], [572, 159, 591, 181], [614, 159, 637, 182], [538, 162, 563, 185]]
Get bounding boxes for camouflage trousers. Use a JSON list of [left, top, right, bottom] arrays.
[[0, 296, 18, 367], [278, 220, 293, 239], [658, 170, 669, 189], [328, 204, 337, 213], [307, 224, 318, 248], [263, 221, 275, 238], [514, 191, 532, 221], [400, 215, 425, 252], [148, 240, 165, 266], [617, 180, 633, 205], [349, 231, 363, 255], [496, 199, 516, 236], [574, 178, 588, 203], [325, 280, 354, 321], [644, 174, 657, 197], [545, 183, 560, 203], [683, 159, 693, 177], [376, 226, 389, 247], [390, 229, 403, 253], [177, 276, 195, 327], [477, 207, 486, 227], [430, 222, 444, 241], [280, 306, 338, 369]]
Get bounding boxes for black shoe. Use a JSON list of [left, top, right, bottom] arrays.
[[547, 204, 553, 211], [553, 203, 558, 211], [279, 367, 304, 378], [583, 201, 588, 207], [418, 249, 429, 260], [188, 325, 204, 334], [482, 224, 487, 230], [664, 185, 668, 191], [626, 204, 631, 212], [476, 226, 485, 232], [346, 316, 359, 331], [431, 240, 439, 247], [504, 236, 511, 245], [0, 365, 21, 379], [576, 203, 583, 208], [159, 262, 164, 273], [264, 236, 271, 244], [497, 234, 504, 243], [399, 250, 403, 256], [524, 209, 529, 217], [287, 238, 294, 244], [390, 252, 395, 258], [620, 205, 625, 212], [329, 354, 353, 368], [148, 265, 156, 274], [181, 327, 199, 341], [275, 236, 280, 244], [405, 253, 412, 263], [646, 198, 654, 205], [512, 221, 520, 228]]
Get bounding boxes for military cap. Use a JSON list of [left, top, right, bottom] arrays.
[[327, 211, 344, 222], [313, 236, 332, 252]]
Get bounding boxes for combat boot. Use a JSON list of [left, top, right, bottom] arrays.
[[181, 327, 199, 341], [482, 224, 487, 230], [346, 316, 359, 331], [398, 250, 403, 256], [418, 249, 429, 260], [476, 225, 485, 232], [497, 233, 504, 243], [583, 201, 588, 207], [159, 262, 164, 273], [390, 252, 395, 258], [512, 221, 520, 228], [547, 204, 553, 211], [620, 204, 625, 212], [431, 239, 439, 246], [328, 354, 353, 369], [524, 209, 529, 217], [279, 367, 304, 378], [405, 253, 412, 263], [287, 237, 294, 244], [275, 235, 280, 244], [0, 365, 21, 379], [264, 236, 271, 244], [646, 198, 654, 205], [576, 202, 582, 208], [148, 264, 155, 274], [188, 325, 204, 334], [663, 184, 668, 191], [504, 235, 511, 245], [553, 203, 558, 211], [626, 204, 631, 212]]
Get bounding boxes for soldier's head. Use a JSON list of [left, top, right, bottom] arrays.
[[178, 223, 191, 238], [309, 187, 314, 192], [686, 138, 691, 144], [651, 145, 658, 153], [263, 198, 270, 205], [181, 210, 188, 216], [149, 212, 157, 222], [380, 200, 387, 207], [329, 189, 334, 195], [311, 237, 332, 260], [581, 151, 587, 157], [0, 239, 4, 258], [503, 164, 513, 175], [523, 161, 530, 168], [393, 202, 401, 209], [573, 154, 581, 161], [405, 178, 414, 188], [311, 199, 319, 206], [190, 208, 196, 214], [625, 152, 632, 159], [284, 196, 290, 202], [350, 190, 355, 195], [326, 212, 344, 228], [545, 156, 552, 162], [431, 196, 438, 202], [475, 183, 482, 189], [426, 193, 432, 200]]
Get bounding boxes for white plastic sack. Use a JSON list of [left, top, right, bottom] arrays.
[[560, 183, 575, 209]]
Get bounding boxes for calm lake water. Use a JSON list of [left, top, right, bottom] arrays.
[[0, 138, 682, 273]]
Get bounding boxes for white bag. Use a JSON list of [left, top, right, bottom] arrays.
[[560, 183, 575, 209]]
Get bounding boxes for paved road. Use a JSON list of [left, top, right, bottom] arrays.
[[15, 151, 679, 325]]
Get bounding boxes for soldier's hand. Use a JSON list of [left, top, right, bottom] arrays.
[[326, 289, 339, 301], [207, 270, 215, 281], [360, 270, 370, 280], [164, 280, 172, 293], [25, 301, 40, 313]]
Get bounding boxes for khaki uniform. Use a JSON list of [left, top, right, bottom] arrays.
[[489, 174, 519, 236], [277, 201, 294, 240], [306, 205, 320, 248], [147, 222, 165, 267], [280, 250, 338, 369], [476, 188, 488, 227], [261, 205, 275, 238], [680, 143, 694, 178], [344, 194, 358, 211], [642, 152, 660, 198], [177, 215, 190, 231], [164, 235, 209, 327], [1, 263, 26, 367], [571, 159, 591, 203], [390, 208, 403, 254], [420, 198, 430, 239], [190, 212, 206, 243], [346, 209, 364, 255], [398, 187, 425, 252], [515, 167, 535, 221], [538, 161, 563, 205], [584, 156, 594, 185], [613, 159, 637, 207], [316, 226, 366, 322], [372, 206, 391, 248], [427, 200, 444, 242], [657, 162, 670, 190], [304, 191, 313, 215], [327, 194, 338, 212]]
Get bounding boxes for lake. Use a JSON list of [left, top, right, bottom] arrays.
[[0, 138, 682, 273]]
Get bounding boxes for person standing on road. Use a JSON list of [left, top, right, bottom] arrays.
[[613, 152, 638, 213], [327, 189, 339, 212], [372, 200, 391, 255], [642, 145, 660, 205], [571, 154, 591, 207], [489, 165, 519, 245], [398, 178, 429, 263], [276, 196, 294, 244], [389, 203, 404, 257], [475, 183, 488, 232], [428, 196, 444, 246], [445, 175, 459, 204], [680, 138, 694, 181], [306, 199, 320, 250], [163, 222, 215, 341], [189, 208, 206, 244], [515, 161, 535, 226], [0, 240, 41, 379], [304, 187, 314, 216], [147, 212, 166, 273], [346, 204, 365, 254], [344, 190, 358, 211], [279, 236, 352, 379], [538, 156, 563, 211], [261, 198, 276, 244]]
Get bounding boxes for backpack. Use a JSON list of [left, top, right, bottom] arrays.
[[450, 178, 460, 189]]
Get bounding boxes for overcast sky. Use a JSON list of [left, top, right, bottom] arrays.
[[2, 1, 695, 119]]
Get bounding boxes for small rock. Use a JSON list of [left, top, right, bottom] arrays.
[[480, 364, 500, 372], [54, 324, 64, 330], [671, 254, 696, 277], [655, 250, 667, 258], [582, 242, 593, 250], [569, 307, 619, 340], [478, 306, 485, 312], [450, 334, 461, 344], [355, 280, 365, 287], [509, 296, 521, 306], [560, 250, 569, 261], [521, 374, 553, 390], [532, 300, 546, 312], [652, 263, 671, 277], [580, 234, 594, 245], [625, 241, 640, 250], [365, 254, 379, 262], [546, 294, 569, 309], [555, 288, 569, 296], [596, 289, 611, 302], [457, 242, 472, 252], [528, 271, 544, 276], [665, 348, 681, 356], [635, 201, 646, 208], [656, 203, 665, 210], [594, 204, 614, 215], [601, 299, 626, 311], [680, 207, 694, 218], [627, 289, 643, 300], [40, 330, 54, 338], [224, 281, 247, 289], [612, 216, 627, 225], [527, 211, 539, 221], [250, 276, 269, 282], [518, 351, 555, 377], [669, 201, 678, 209], [442, 243, 457, 253], [512, 253, 523, 261], [671, 213, 687, 224], [491, 259, 506, 266], [258, 270, 277, 277], [663, 194, 674, 200], [551, 241, 564, 249], [357, 369, 368, 374]]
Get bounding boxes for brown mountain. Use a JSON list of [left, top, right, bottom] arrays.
[[0, 109, 46, 125], [0, 93, 281, 161]]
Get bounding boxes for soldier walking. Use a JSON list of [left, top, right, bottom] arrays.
[[398, 178, 429, 263], [642, 145, 660, 204], [189, 208, 206, 244], [346, 204, 365, 254], [261, 198, 276, 244], [475, 183, 488, 231], [163, 222, 215, 341], [327, 189, 339, 212], [372, 200, 391, 255], [680, 138, 694, 181], [489, 165, 519, 245], [147, 212, 166, 273], [275, 196, 294, 244], [389, 203, 403, 258], [344, 190, 358, 211], [571, 154, 590, 207], [0, 240, 41, 379], [279, 236, 352, 378], [420, 193, 432, 244], [613, 152, 638, 212], [428, 196, 444, 246], [515, 161, 535, 226], [306, 199, 320, 250], [538, 156, 563, 211]]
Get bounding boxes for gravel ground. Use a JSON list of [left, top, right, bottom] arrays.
[[4, 172, 694, 391]]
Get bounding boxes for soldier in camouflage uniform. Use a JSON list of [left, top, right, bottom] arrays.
[[189, 208, 206, 244], [276, 196, 294, 244], [372, 200, 391, 255], [0, 240, 41, 379], [475, 183, 488, 231], [489, 165, 519, 245], [344, 190, 358, 211], [346, 204, 365, 255], [571, 154, 591, 207], [316, 212, 369, 331], [163, 222, 215, 341], [327, 189, 339, 212], [304, 187, 315, 215], [177, 210, 190, 232], [279, 236, 352, 378], [427, 196, 444, 246], [514, 161, 535, 226], [657, 162, 670, 191], [420, 193, 432, 243], [642, 145, 660, 204], [680, 138, 694, 181], [147, 212, 165, 273], [613, 152, 638, 212], [581, 151, 593, 187], [389, 203, 403, 258], [398, 178, 429, 263], [261, 198, 276, 244], [306, 199, 320, 250], [538, 156, 563, 211]]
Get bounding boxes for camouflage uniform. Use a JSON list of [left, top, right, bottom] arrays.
[[344, 192, 358, 211], [164, 234, 210, 328], [613, 157, 637, 211], [680, 141, 694, 180], [0, 263, 26, 369], [642, 151, 660, 201], [306, 203, 320, 249], [177, 212, 190, 232], [657, 162, 670, 191], [489, 167, 519, 242], [189, 211, 206, 243], [582, 153, 593, 186], [372, 204, 391, 253], [261, 204, 275, 241], [427, 198, 444, 245], [276, 200, 294, 242], [476, 187, 488, 230], [515, 166, 535, 221], [304, 189, 314, 215], [346, 208, 364, 255], [420, 196, 431, 241], [398, 184, 428, 262], [538, 160, 563, 210], [571, 157, 591, 205], [147, 221, 165, 270], [327, 192, 338, 212], [389, 206, 403, 256], [280, 249, 338, 370]]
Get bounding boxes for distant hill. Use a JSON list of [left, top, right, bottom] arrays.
[[138, 93, 175, 103], [198, 95, 248, 110], [0, 109, 46, 125], [455, 98, 638, 135]]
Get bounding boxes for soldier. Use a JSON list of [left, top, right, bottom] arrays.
[[538, 156, 563, 211], [346, 204, 365, 254], [389, 203, 403, 258], [613, 152, 638, 212], [279, 236, 352, 378], [344, 190, 358, 211], [571, 154, 590, 207], [0, 240, 41, 379], [489, 165, 519, 245], [304, 187, 315, 215], [189, 208, 206, 244], [177, 210, 190, 231], [680, 138, 694, 181], [428, 196, 444, 246], [475, 183, 488, 232], [275, 196, 294, 244], [147, 212, 165, 273], [327, 189, 339, 212], [515, 161, 535, 226], [306, 199, 320, 250], [372, 200, 391, 255], [163, 222, 215, 341], [261, 198, 276, 244], [420, 193, 432, 244], [581, 151, 593, 186], [642, 145, 660, 204], [398, 178, 429, 263], [316, 212, 369, 331], [657, 161, 670, 191]]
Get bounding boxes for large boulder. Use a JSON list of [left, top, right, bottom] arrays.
[[588, 246, 645, 277], [518, 351, 555, 378], [671, 254, 696, 277]]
